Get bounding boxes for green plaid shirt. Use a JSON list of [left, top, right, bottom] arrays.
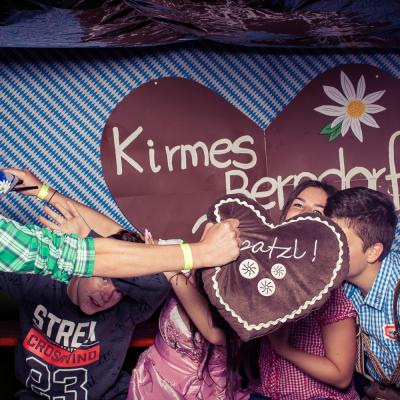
[[0, 214, 95, 283]]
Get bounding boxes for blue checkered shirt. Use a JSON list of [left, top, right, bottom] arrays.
[[343, 216, 400, 382]]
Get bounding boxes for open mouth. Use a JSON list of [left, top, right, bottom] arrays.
[[89, 297, 102, 308]]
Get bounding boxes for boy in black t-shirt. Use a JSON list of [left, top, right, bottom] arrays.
[[6, 271, 169, 400]]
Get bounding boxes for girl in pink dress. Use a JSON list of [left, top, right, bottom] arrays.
[[128, 234, 249, 400]]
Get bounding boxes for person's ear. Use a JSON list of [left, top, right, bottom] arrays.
[[366, 243, 384, 263]]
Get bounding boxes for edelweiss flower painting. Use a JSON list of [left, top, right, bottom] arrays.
[[315, 71, 386, 142], [0, 179, 11, 194]]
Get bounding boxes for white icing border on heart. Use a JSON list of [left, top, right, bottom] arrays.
[[211, 196, 345, 332]]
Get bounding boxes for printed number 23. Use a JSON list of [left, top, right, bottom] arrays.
[[26, 357, 88, 399]]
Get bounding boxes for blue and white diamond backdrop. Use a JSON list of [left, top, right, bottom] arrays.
[[1, 45, 399, 229]]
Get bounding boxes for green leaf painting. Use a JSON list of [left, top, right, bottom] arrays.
[[320, 122, 342, 142]]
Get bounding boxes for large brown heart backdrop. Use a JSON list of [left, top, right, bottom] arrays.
[[101, 77, 265, 240], [202, 194, 349, 342], [101, 64, 400, 241]]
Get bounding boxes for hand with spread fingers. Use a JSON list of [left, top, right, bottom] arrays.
[[40, 201, 91, 238]]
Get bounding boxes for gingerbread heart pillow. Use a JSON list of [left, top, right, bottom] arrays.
[[202, 194, 349, 342]]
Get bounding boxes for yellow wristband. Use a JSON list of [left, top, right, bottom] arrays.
[[37, 184, 50, 200], [180, 243, 193, 270]]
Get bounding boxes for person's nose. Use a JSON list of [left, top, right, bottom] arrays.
[[101, 279, 116, 303], [303, 205, 313, 213]]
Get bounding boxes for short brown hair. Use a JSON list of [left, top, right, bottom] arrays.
[[325, 187, 397, 261]]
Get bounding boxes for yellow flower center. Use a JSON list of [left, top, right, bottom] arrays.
[[346, 100, 365, 119]]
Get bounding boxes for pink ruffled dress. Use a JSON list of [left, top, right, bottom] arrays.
[[127, 296, 249, 399]]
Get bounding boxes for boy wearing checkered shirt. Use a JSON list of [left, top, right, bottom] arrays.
[[325, 187, 400, 397]]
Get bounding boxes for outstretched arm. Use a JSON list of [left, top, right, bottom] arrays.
[[38, 193, 241, 278], [93, 218, 240, 277], [164, 271, 225, 346], [4, 168, 121, 237], [0, 206, 240, 282]]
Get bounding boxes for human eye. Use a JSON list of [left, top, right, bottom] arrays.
[[313, 209, 323, 215], [292, 202, 303, 209]]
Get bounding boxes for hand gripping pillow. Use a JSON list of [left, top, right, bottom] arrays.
[[202, 194, 349, 342]]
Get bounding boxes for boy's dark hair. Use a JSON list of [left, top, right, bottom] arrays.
[[108, 229, 144, 243], [325, 187, 397, 261], [280, 179, 337, 222]]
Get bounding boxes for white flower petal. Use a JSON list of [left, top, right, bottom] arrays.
[[360, 113, 380, 128], [341, 71, 356, 100], [351, 119, 363, 142], [365, 104, 386, 114], [363, 90, 385, 104], [331, 114, 346, 128], [356, 75, 366, 99], [314, 105, 345, 117], [341, 117, 351, 136], [323, 85, 348, 105]]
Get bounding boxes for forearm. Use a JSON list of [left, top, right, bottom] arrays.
[[93, 218, 240, 276], [165, 272, 225, 345], [0, 215, 94, 283], [94, 240, 208, 276], [277, 347, 353, 389]]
